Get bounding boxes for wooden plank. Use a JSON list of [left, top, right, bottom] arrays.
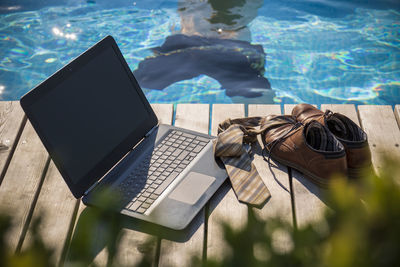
[[107, 104, 175, 266], [247, 105, 293, 225], [66, 202, 115, 266], [106, 104, 174, 265], [0, 121, 49, 251], [65, 104, 174, 266], [152, 104, 174, 125], [358, 105, 400, 173], [174, 104, 209, 133], [65, 200, 111, 266], [287, 104, 363, 227], [158, 104, 209, 266], [323, 104, 360, 126], [21, 161, 79, 266], [0, 101, 25, 184], [207, 104, 248, 262], [284, 104, 326, 227]]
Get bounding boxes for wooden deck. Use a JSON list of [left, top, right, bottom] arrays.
[[0, 102, 399, 266]]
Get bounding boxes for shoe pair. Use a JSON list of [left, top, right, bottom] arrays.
[[262, 104, 372, 187]]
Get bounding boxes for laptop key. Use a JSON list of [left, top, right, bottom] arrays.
[[129, 201, 142, 211], [154, 171, 180, 195], [138, 196, 146, 202], [119, 129, 212, 214], [150, 184, 158, 189], [192, 145, 204, 153], [149, 194, 158, 200], [196, 136, 210, 142], [141, 203, 151, 209], [172, 143, 179, 148], [175, 167, 184, 173], [177, 151, 189, 160], [182, 133, 196, 139], [182, 141, 190, 147], [172, 148, 182, 157], [136, 207, 146, 214], [145, 198, 155, 205], [147, 187, 155, 193]]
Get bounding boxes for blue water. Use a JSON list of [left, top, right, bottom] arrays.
[[0, 0, 399, 105]]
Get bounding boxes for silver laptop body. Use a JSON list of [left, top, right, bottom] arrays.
[[20, 36, 227, 230], [83, 123, 227, 230]]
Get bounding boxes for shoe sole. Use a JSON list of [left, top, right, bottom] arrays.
[[265, 148, 332, 188], [348, 164, 374, 180]]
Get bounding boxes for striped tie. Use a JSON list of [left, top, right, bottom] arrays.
[[214, 117, 271, 208]]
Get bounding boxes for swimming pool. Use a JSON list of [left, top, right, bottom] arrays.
[[0, 0, 399, 105]]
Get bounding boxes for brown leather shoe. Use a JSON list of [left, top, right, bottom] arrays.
[[292, 104, 373, 179], [261, 115, 347, 187]]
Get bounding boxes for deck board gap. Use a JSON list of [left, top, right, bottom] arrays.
[[288, 167, 298, 231], [171, 104, 177, 126], [59, 199, 81, 267], [158, 103, 175, 266], [15, 155, 51, 253], [203, 202, 210, 263], [208, 105, 213, 136], [394, 105, 400, 130], [356, 106, 365, 130], [0, 115, 27, 186], [154, 237, 161, 267]]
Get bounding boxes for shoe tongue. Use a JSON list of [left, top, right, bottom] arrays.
[[327, 114, 367, 142], [306, 121, 342, 152], [327, 115, 347, 138], [306, 121, 328, 151]]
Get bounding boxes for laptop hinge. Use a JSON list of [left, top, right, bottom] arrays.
[[145, 124, 158, 138], [84, 181, 100, 196]]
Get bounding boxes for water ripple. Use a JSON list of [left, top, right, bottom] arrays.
[[0, 4, 399, 105]]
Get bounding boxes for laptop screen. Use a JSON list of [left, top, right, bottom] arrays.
[[21, 36, 158, 198]]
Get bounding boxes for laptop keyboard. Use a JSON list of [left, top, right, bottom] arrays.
[[117, 130, 209, 214]]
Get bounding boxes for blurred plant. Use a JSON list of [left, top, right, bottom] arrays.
[[65, 187, 155, 267], [0, 214, 53, 266], [1, 157, 400, 266], [197, 156, 400, 267]]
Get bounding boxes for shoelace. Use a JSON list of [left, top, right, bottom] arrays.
[[262, 121, 303, 167], [324, 109, 333, 118]]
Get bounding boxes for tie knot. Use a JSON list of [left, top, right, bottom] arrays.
[[214, 124, 247, 157]]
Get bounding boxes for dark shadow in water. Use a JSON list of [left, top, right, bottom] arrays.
[[134, 34, 271, 98], [133, 0, 275, 100]]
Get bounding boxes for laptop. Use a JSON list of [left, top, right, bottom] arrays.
[[20, 35, 227, 230]]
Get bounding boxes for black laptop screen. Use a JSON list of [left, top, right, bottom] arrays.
[[23, 37, 158, 197]]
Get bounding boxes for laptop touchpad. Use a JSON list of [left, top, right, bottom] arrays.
[[168, 172, 215, 205]]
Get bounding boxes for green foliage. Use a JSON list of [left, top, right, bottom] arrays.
[[0, 215, 53, 267], [1, 157, 400, 266], [66, 188, 155, 267], [199, 156, 400, 267]]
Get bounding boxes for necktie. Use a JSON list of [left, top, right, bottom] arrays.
[[214, 117, 271, 208]]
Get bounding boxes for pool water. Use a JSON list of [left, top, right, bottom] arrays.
[[0, 0, 399, 105]]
